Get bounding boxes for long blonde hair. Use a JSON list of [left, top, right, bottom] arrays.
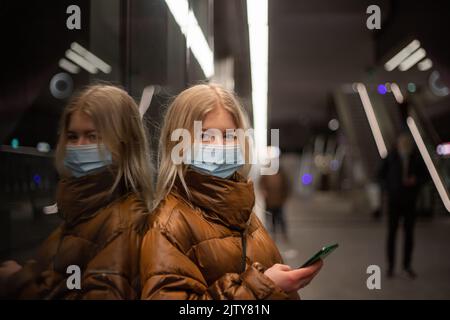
[[155, 83, 252, 205], [55, 84, 154, 209]]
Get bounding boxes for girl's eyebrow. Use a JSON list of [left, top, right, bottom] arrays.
[[67, 129, 97, 134], [201, 128, 236, 132]]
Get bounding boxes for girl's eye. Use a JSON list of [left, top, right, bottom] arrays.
[[67, 134, 78, 142], [202, 132, 212, 142], [225, 132, 237, 142], [88, 134, 98, 142]]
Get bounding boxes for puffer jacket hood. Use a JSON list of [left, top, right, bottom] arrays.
[[56, 167, 124, 226], [173, 168, 254, 231], [5, 169, 149, 300]]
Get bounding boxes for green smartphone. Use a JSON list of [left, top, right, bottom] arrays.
[[298, 243, 339, 268]]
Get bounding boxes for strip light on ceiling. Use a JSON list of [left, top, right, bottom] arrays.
[[384, 39, 421, 72], [399, 48, 426, 71], [407, 117, 450, 212], [71, 42, 111, 74], [356, 83, 388, 159], [65, 49, 97, 74], [247, 0, 268, 158], [165, 0, 214, 78]]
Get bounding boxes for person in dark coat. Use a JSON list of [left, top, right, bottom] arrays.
[[379, 132, 427, 279]]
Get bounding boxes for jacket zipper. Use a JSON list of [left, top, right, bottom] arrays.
[[240, 229, 248, 273]]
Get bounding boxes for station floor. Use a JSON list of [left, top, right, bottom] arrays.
[[268, 190, 450, 299], [4, 186, 450, 300]]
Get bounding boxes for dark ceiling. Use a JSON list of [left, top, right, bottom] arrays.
[[2, 0, 449, 150], [268, 0, 390, 128], [267, 0, 450, 150]]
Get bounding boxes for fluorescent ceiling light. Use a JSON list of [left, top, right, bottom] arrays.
[[384, 40, 421, 72], [247, 0, 268, 157], [399, 48, 426, 71], [71, 42, 111, 74], [390, 82, 404, 104], [356, 83, 388, 159], [417, 58, 433, 71], [65, 49, 97, 74], [138, 85, 155, 118], [186, 11, 214, 78], [43, 203, 58, 215], [407, 117, 450, 212], [165, 0, 214, 78], [58, 58, 80, 74]]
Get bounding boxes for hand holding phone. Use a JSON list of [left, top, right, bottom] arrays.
[[299, 243, 339, 269], [264, 261, 323, 293], [263, 243, 337, 293]]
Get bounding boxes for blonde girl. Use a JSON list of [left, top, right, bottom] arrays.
[[1, 84, 153, 299], [140, 84, 322, 300]]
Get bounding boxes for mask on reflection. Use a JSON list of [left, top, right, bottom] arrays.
[[64, 144, 113, 178]]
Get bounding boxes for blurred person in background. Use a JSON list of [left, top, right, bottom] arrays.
[[140, 84, 323, 300], [259, 165, 291, 242], [379, 132, 426, 279], [0, 85, 153, 299]]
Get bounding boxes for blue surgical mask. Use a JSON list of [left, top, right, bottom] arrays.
[[189, 144, 244, 179], [64, 144, 113, 178]]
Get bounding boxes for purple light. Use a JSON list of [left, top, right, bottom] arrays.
[[302, 173, 313, 185], [33, 174, 41, 185], [377, 84, 387, 95], [437, 142, 450, 156]]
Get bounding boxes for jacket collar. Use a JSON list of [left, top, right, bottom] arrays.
[[56, 168, 125, 227], [173, 168, 255, 231]]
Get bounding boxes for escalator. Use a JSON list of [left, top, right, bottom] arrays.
[[335, 82, 450, 215]]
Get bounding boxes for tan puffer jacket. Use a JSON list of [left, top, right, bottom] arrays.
[[140, 169, 299, 300]]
